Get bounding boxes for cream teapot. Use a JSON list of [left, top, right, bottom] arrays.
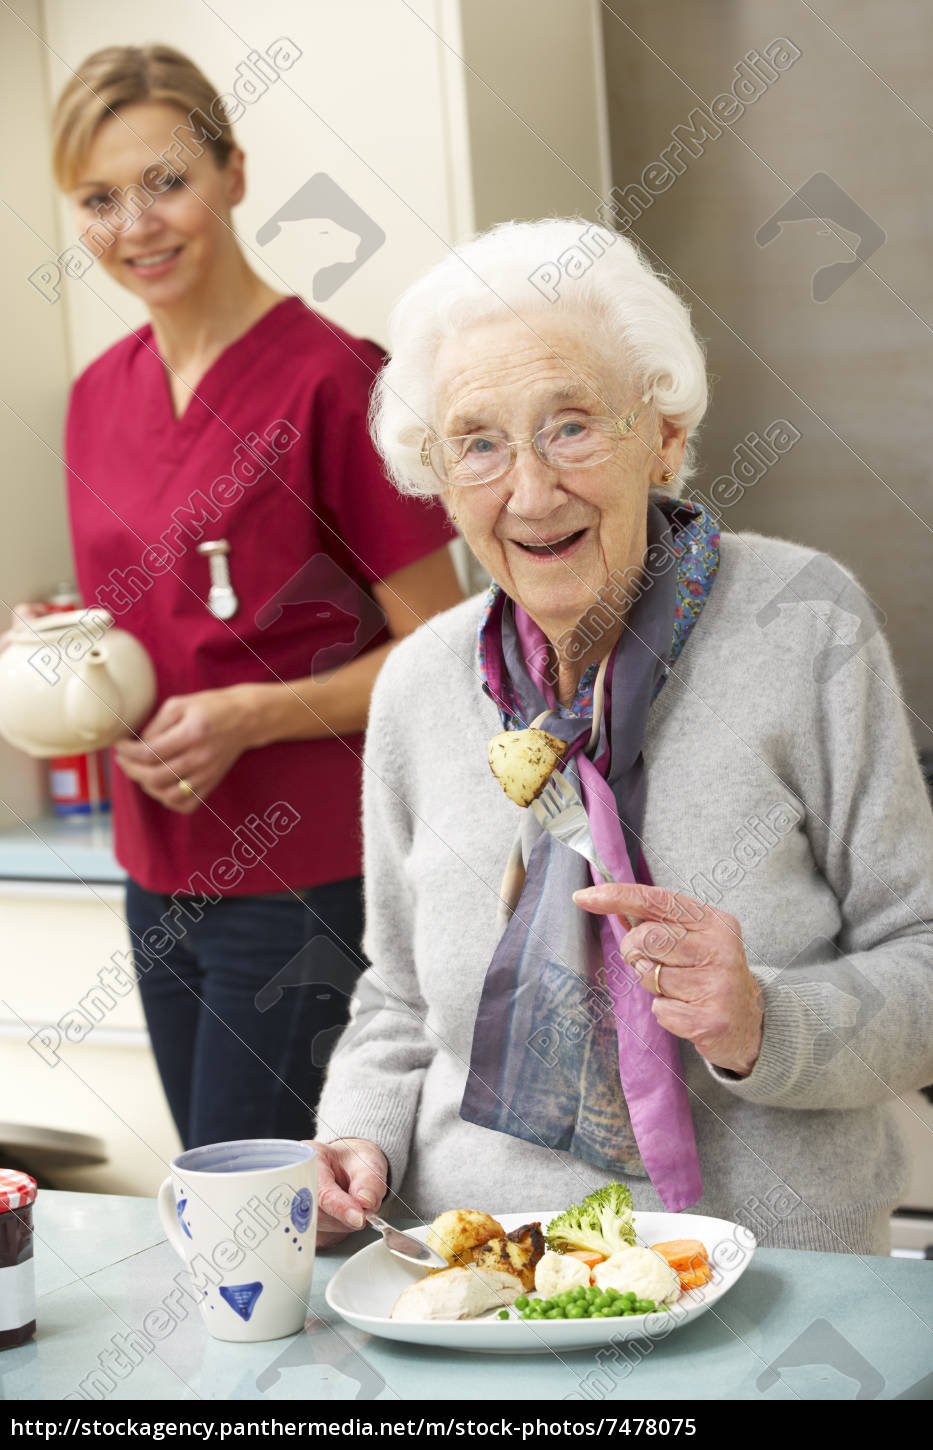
[[0, 608, 157, 757]]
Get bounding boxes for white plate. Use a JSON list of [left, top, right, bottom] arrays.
[[325, 1210, 756, 1353]]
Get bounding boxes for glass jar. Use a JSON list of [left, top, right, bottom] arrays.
[[0, 1170, 37, 1349]]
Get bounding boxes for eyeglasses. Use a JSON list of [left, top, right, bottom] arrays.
[[421, 397, 650, 487]]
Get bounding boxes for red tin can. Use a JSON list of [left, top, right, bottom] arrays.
[[32, 585, 111, 816]]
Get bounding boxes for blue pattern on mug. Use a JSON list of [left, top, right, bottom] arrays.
[[176, 1196, 192, 1239], [219, 1282, 264, 1321], [290, 1187, 313, 1234]]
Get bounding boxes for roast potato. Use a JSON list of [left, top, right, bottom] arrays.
[[425, 1209, 505, 1267], [488, 728, 566, 807]]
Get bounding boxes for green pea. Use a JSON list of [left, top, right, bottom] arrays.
[[497, 1309, 509, 1320], [567, 1304, 586, 1318], [514, 1295, 529, 1309], [547, 1307, 565, 1319], [623, 1291, 637, 1304]]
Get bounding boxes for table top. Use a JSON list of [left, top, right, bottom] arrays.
[[0, 812, 122, 885], [3, 1192, 931, 1403]]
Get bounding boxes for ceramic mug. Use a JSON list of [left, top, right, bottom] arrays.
[[157, 1138, 317, 1343]]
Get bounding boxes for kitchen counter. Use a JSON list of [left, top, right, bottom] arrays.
[[0, 812, 122, 885], [2, 1192, 931, 1402]]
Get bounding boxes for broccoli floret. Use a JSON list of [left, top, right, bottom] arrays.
[[546, 1183, 636, 1257]]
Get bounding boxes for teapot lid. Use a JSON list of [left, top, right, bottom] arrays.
[[8, 607, 113, 642]]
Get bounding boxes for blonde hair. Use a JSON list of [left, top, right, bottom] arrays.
[[51, 44, 236, 190]]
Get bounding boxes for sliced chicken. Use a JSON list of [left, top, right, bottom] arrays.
[[390, 1266, 523, 1321], [470, 1221, 545, 1290]]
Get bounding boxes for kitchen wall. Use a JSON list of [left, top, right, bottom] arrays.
[[459, 0, 611, 229], [37, 0, 607, 365], [0, 0, 74, 827], [600, 0, 933, 752], [39, 0, 474, 369]]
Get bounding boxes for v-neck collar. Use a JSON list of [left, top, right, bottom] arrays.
[[143, 295, 305, 433]]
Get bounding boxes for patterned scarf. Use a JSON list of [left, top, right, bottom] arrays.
[[460, 496, 719, 1212]]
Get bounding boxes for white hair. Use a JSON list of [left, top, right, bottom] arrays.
[[370, 217, 709, 499]]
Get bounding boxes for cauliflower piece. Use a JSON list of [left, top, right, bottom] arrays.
[[592, 1247, 681, 1305], [534, 1250, 590, 1298]]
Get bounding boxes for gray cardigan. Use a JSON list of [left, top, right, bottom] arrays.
[[316, 532, 933, 1254]]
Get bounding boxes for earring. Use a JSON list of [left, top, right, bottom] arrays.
[[449, 510, 458, 524], [660, 468, 674, 484]]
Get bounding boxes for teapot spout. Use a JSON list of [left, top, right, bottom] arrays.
[[64, 646, 125, 747]]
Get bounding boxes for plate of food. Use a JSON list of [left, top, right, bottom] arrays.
[[325, 1184, 756, 1352]]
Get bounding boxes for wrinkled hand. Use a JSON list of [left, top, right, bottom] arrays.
[[574, 882, 764, 1077], [113, 685, 257, 814], [307, 1138, 389, 1247]]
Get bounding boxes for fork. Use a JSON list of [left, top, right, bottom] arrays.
[[531, 771, 636, 928], [365, 1212, 448, 1269], [531, 769, 614, 883]]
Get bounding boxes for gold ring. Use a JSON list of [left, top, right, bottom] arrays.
[[177, 778, 194, 797], [653, 961, 664, 997]]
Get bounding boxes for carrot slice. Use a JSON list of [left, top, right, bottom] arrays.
[[563, 1249, 606, 1270], [678, 1264, 712, 1291], [650, 1239, 709, 1273]]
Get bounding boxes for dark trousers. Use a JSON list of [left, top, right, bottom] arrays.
[[125, 877, 366, 1150]]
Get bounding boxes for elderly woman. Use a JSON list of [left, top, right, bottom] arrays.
[[309, 218, 933, 1255]]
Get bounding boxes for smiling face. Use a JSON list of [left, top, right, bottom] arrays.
[[70, 102, 244, 307], [436, 314, 685, 656]]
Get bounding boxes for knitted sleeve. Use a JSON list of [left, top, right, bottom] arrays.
[[314, 641, 434, 1189]]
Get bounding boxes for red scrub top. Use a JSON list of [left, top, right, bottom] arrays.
[[65, 296, 453, 896]]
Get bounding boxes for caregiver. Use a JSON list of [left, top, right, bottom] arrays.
[[46, 44, 461, 1148]]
